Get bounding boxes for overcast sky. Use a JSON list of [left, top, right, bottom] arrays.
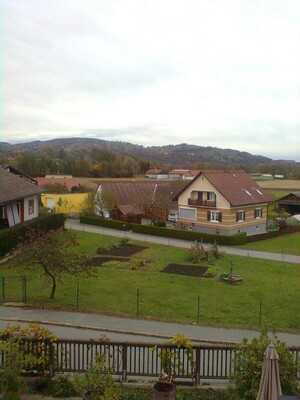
[[2, 0, 300, 161]]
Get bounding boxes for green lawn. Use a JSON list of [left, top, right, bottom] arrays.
[[0, 231, 299, 333], [238, 231, 300, 255]]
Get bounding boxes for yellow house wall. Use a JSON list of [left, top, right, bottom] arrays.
[[41, 193, 88, 212]]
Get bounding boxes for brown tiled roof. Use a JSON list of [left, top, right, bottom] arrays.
[[0, 168, 44, 205], [168, 169, 200, 176], [174, 170, 272, 206], [2, 165, 38, 184], [36, 177, 80, 191], [99, 182, 179, 208], [99, 182, 157, 205]]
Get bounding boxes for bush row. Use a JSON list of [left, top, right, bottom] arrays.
[[0, 213, 65, 257], [80, 216, 247, 245], [80, 215, 132, 231]]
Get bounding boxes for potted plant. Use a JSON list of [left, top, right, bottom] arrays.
[[154, 371, 174, 392]]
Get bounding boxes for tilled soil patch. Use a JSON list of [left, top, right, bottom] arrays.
[[100, 244, 148, 257], [88, 256, 130, 266], [162, 264, 214, 278]]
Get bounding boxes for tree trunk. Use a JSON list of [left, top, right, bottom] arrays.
[[49, 277, 57, 300], [42, 265, 57, 299]]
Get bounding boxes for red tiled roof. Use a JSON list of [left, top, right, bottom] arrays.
[[169, 169, 200, 177], [0, 168, 43, 205], [174, 170, 272, 206], [36, 177, 80, 191]]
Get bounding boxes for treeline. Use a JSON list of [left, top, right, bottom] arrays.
[[0, 147, 151, 178], [1, 142, 300, 179]]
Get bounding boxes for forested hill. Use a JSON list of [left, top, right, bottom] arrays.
[[1, 137, 273, 164], [0, 138, 299, 178]]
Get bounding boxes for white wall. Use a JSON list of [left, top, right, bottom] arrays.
[[24, 195, 40, 221]]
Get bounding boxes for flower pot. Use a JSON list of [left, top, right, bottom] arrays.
[[153, 382, 176, 399], [82, 388, 104, 400]]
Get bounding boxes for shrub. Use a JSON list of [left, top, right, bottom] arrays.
[[0, 213, 65, 257], [74, 353, 121, 399], [230, 327, 299, 400], [188, 242, 223, 263], [188, 241, 207, 263]]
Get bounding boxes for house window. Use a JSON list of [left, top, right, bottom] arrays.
[[207, 192, 216, 201], [179, 207, 196, 221], [254, 208, 262, 219], [236, 211, 245, 222], [28, 199, 34, 215], [208, 211, 222, 222]]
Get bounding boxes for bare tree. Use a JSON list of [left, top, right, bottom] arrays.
[[10, 227, 95, 299]]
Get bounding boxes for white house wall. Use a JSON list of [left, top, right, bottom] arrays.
[[178, 175, 230, 209], [24, 196, 39, 221]]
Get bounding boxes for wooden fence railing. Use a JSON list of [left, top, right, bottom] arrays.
[[0, 339, 299, 384]]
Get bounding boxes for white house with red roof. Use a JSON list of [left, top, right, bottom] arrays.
[[0, 168, 43, 227], [173, 170, 272, 236], [144, 169, 169, 179]]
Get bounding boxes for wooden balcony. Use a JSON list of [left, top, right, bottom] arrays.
[[188, 198, 216, 207]]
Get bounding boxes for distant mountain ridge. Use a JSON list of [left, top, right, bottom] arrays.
[[0, 137, 277, 166]]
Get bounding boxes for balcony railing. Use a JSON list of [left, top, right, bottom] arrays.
[[188, 199, 216, 207]]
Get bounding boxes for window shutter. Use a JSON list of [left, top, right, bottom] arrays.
[[261, 209, 263, 217], [236, 212, 239, 222], [218, 212, 222, 222], [254, 210, 256, 218], [207, 211, 211, 221], [243, 211, 246, 220]]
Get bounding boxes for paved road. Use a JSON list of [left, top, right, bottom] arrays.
[[66, 219, 300, 264], [1, 306, 299, 346]]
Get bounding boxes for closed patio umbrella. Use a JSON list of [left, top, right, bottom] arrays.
[[256, 344, 282, 400]]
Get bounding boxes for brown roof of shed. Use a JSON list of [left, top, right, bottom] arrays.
[[99, 182, 180, 207], [174, 170, 272, 206], [36, 177, 80, 191], [0, 168, 43, 205], [99, 182, 157, 205]]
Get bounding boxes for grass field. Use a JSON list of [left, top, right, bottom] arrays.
[[238, 231, 300, 255], [1, 231, 299, 333]]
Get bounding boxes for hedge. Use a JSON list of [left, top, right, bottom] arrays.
[[80, 215, 132, 231], [79, 216, 247, 245], [0, 213, 65, 257], [131, 223, 247, 246]]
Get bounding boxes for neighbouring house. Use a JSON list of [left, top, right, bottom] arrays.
[[0, 168, 44, 227], [41, 193, 88, 213], [36, 176, 80, 192], [96, 182, 180, 223], [168, 169, 200, 180], [2, 165, 38, 185], [144, 169, 169, 179], [276, 192, 300, 215], [173, 170, 272, 236]]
